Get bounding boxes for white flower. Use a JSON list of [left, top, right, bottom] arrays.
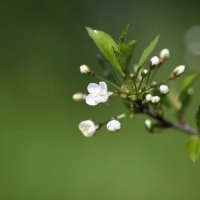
[[159, 49, 170, 60], [79, 120, 97, 137], [72, 93, 86, 101], [144, 119, 152, 130], [80, 64, 92, 74], [159, 85, 169, 94], [150, 56, 160, 66], [141, 69, 148, 77], [173, 65, 185, 77], [86, 82, 109, 106], [151, 96, 160, 104], [107, 120, 121, 132], [145, 94, 152, 102]]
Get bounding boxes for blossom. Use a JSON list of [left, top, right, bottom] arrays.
[[150, 56, 160, 67], [86, 82, 109, 106], [159, 49, 170, 60], [151, 96, 160, 104], [145, 94, 152, 102], [79, 120, 97, 137], [107, 120, 121, 132], [80, 64, 92, 74], [159, 85, 169, 94], [173, 65, 185, 77]]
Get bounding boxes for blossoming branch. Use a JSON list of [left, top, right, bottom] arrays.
[[73, 25, 200, 163]]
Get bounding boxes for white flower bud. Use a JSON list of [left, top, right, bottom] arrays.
[[106, 120, 121, 132], [145, 94, 152, 102], [173, 65, 185, 77], [150, 56, 160, 67], [144, 119, 152, 130], [141, 69, 148, 77], [159, 48, 170, 60], [151, 96, 160, 104], [72, 93, 87, 102], [159, 85, 169, 94], [80, 64, 92, 74], [79, 120, 97, 137]]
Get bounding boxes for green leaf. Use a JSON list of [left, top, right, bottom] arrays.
[[115, 40, 137, 71], [196, 106, 200, 134], [187, 136, 200, 163], [179, 74, 198, 110], [138, 35, 160, 67], [86, 27, 124, 76], [118, 24, 129, 44]]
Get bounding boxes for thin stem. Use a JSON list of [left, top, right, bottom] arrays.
[[94, 74, 122, 91]]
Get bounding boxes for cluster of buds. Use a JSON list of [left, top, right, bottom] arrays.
[[73, 44, 187, 137]]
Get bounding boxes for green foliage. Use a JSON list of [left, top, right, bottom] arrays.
[[196, 106, 200, 135], [138, 35, 160, 67], [179, 74, 198, 110], [187, 136, 200, 163], [115, 25, 137, 73], [86, 27, 124, 75]]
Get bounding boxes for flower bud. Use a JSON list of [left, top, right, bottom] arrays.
[[151, 96, 160, 104], [150, 81, 157, 88], [150, 56, 160, 68], [170, 65, 185, 79], [159, 85, 169, 94], [80, 64, 93, 75], [72, 93, 87, 102], [144, 119, 152, 130], [79, 120, 97, 137], [141, 69, 148, 77], [159, 48, 170, 61], [106, 120, 121, 132], [145, 94, 152, 102]]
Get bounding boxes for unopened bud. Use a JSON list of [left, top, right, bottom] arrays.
[[170, 65, 185, 79], [141, 69, 148, 77], [151, 96, 160, 104], [80, 64, 93, 75], [145, 94, 152, 102], [144, 119, 152, 130], [150, 56, 160, 68], [72, 93, 87, 102], [150, 81, 157, 88], [159, 85, 169, 94], [159, 48, 170, 61], [107, 120, 121, 132]]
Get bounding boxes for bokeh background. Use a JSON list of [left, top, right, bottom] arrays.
[[0, 0, 200, 199]]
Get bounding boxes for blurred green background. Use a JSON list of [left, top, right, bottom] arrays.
[[0, 0, 200, 199]]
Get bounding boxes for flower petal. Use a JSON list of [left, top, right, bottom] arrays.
[[86, 94, 99, 106], [99, 81, 107, 91], [87, 83, 100, 94]]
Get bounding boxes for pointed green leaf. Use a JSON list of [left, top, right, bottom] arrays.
[[86, 27, 124, 75], [118, 24, 129, 44], [138, 35, 160, 67], [196, 106, 200, 134], [179, 74, 198, 110], [187, 136, 200, 163]]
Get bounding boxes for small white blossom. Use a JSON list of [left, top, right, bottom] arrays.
[[86, 82, 109, 106], [159, 85, 169, 94], [173, 65, 185, 77], [150, 56, 160, 66], [151, 96, 160, 104], [79, 120, 97, 137], [72, 93, 86, 101], [80, 64, 92, 74], [144, 119, 152, 130], [145, 94, 152, 102], [159, 48, 170, 60], [107, 120, 121, 132]]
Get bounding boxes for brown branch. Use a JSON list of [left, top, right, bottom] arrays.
[[142, 107, 197, 136]]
